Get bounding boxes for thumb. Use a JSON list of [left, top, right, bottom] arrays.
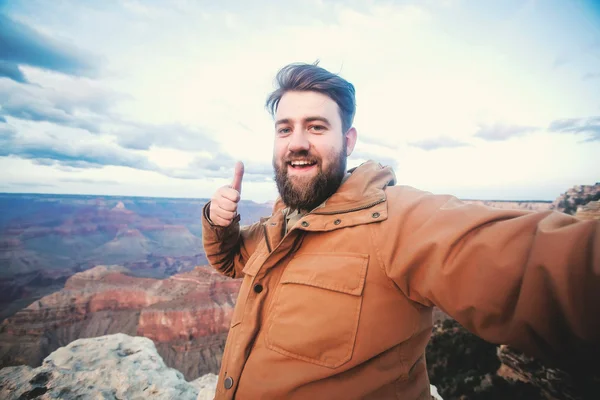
[[231, 161, 244, 193]]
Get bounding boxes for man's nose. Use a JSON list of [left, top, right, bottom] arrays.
[[288, 130, 310, 152]]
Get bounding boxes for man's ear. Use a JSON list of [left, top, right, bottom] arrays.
[[344, 127, 358, 157]]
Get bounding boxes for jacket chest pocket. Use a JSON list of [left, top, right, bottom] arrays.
[[265, 253, 368, 369]]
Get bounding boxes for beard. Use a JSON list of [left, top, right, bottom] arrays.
[[273, 146, 347, 212]]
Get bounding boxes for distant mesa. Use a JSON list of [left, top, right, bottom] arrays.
[[111, 201, 129, 212], [72, 264, 130, 280], [115, 227, 145, 238]]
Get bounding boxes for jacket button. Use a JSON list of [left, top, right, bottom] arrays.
[[372, 212, 380, 218], [224, 376, 234, 389], [334, 219, 341, 225], [301, 221, 309, 227], [253, 284, 263, 293]]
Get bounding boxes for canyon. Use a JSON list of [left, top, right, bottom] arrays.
[[0, 265, 241, 381], [1, 183, 599, 398], [0, 193, 271, 321]]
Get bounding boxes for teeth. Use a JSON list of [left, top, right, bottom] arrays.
[[290, 160, 314, 166]]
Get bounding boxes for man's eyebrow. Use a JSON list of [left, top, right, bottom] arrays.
[[275, 118, 291, 126], [305, 116, 331, 125], [275, 117, 331, 126]]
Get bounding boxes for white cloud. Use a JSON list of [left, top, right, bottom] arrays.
[[2, 0, 598, 201]]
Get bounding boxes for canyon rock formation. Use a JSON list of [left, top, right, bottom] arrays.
[[552, 183, 600, 215], [0, 333, 218, 400], [427, 317, 598, 399], [0, 265, 241, 380], [0, 193, 272, 320], [497, 345, 599, 400]]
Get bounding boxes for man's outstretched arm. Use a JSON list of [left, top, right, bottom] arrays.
[[379, 186, 599, 371]]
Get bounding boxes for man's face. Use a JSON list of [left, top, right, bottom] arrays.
[[272, 90, 357, 211]]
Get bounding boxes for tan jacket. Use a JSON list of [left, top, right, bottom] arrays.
[[201, 161, 599, 399]]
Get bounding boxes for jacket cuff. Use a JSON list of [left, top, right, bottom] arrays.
[[202, 201, 241, 240], [203, 201, 217, 226]]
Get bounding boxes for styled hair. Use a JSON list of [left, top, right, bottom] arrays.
[[265, 62, 356, 133]]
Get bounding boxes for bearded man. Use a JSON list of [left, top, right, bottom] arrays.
[[201, 62, 600, 399]]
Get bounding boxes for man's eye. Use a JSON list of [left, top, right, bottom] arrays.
[[309, 125, 326, 132], [277, 127, 291, 135]]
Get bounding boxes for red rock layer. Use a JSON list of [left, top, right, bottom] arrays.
[[0, 265, 241, 380]]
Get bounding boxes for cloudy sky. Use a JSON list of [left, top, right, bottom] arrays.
[[1, 0, 599, 202]]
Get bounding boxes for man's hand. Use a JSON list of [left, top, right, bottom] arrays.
[[208, 161, 244, 227]]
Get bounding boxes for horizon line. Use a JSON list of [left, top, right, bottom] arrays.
[[0, 191, 556, 204]]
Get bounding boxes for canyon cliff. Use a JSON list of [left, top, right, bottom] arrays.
[[0, 265, 241, 381]]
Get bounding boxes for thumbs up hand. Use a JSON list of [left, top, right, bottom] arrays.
[[208, 162, 245, 227]]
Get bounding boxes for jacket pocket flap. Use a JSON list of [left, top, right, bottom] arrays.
[[280, 253, 368, 296]]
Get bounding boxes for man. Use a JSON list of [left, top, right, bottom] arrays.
[[201, 62, 599, 399]]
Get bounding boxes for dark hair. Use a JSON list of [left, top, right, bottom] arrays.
[[265, 62, 356, 133]]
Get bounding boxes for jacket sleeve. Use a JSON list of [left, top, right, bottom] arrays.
[[201, 201, 264, 278], [380, 186, 600, 371]]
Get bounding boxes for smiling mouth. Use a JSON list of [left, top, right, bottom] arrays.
[[287, 160, 318, 170]]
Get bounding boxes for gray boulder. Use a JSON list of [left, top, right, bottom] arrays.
[[0, 333, 203, 400]]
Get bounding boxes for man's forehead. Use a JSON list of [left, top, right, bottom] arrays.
[[275, 91, 340, 121]]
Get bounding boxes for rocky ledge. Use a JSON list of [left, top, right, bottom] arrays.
[[426, 318, 599, 399], [0, 333, 218, 400], [0, 265, 241, 380], [0, 334, 442, 400]]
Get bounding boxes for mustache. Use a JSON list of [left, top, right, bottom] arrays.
[[283, 151, 320, 163]]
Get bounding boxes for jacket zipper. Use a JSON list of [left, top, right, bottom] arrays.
[[262, 224, 272, 253]]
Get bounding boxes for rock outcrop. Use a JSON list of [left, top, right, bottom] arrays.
[[552, 183, 600, 215], [426, 318, 599, 399], [426, 318, 542, 399], [0, 265, 241, 380], [497, 345, 599, 400], [575, 200, 600, 220], [0, 333, 218, 400]]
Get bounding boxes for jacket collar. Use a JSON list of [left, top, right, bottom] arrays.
[[271, 160, 396, 216]]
